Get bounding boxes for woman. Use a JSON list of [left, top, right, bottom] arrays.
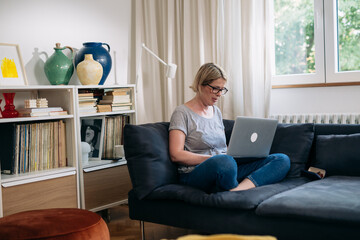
[[169, 63, 290, 193]]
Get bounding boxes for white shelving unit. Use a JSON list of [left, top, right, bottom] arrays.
[[0, 86, 79, 217], [75, 84, 136, 212], [0, 84, 136, 217]]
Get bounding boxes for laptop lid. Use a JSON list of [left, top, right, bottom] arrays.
[[227, 116, 278, 158]]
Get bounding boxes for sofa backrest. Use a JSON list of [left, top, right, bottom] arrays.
[[308, 124, 360, 177]]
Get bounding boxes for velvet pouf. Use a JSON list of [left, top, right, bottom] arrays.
[[0, 208, 110, 240]]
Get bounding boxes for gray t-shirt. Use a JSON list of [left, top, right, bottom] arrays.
[[169, 104, 227, 173]]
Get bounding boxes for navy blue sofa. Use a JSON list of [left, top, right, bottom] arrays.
[[124, 120, 360, 240]]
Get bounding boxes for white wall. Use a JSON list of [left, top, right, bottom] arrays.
[[270, 85, 360, 115], [0, 0, 131, 86], [2, 0, 357, 115]]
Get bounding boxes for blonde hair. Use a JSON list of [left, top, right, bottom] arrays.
[[190, 63, 227, 93]]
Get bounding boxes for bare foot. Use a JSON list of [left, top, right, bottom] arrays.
[[230, 178, 256, 191]]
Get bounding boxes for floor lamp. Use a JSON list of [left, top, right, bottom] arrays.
[[137, 43, 177, 80], [135, 43, 177, 122]]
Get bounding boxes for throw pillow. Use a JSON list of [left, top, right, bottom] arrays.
[[124, 122, 178, 199], [270, 124, 314, 178], [314, 133, 360, 176]]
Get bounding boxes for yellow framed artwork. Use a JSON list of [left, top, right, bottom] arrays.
[[0, 43, 28, 86]]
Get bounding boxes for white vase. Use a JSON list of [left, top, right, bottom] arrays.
[[76, 54, 103, 85]]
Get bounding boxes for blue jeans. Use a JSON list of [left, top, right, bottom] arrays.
[[179, 153, 290, 193]]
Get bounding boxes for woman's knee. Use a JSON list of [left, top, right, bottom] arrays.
[[207, 155, 237, 174], [270, 153, 291, 173]]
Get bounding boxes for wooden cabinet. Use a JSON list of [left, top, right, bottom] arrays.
[[83, 164, 131, 211]]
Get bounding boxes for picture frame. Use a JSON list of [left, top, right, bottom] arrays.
[[80, 116, 105, 161], [0, 43, 28, 86]]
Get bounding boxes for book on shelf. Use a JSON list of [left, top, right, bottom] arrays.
[[78, 89, 104, 101], [79, 101, 97, 107], [19, 112, 50, 117], [97, 104, 112, 113], [105, 88, 131, 96], [78, 92, 94, 97], [102, 115, 130, 160], [78, 106, 97, 114], [100, 95, 131, 103], [0, 123, 18, 174], [49, 110, 68, 116], [112, 105, 132, 111], [17, 107, 64, 113], [0, 120, 67, 174]]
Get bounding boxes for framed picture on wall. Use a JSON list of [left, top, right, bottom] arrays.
[[81, 116, 105, 161], [0, 43, 28, 86]]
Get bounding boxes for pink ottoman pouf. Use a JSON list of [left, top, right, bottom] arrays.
[[0, 208, 110, 240]]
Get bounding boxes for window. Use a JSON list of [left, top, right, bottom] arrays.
[[272, 0, 360, 86]]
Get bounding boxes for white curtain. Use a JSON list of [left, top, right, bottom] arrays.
[[130, 0, 273, 124]]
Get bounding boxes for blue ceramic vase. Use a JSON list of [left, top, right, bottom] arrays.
[[75, 42, 112, 85]]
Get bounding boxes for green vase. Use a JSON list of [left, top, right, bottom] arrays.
[[44, 43, 74, 85]]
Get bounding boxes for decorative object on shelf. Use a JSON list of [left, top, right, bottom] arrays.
[[44, 43, 74, 85], [81, 142, 91, 165], [114, 145, 124, 159], [74, 42, 112, 85], [76, 54, 103, 85], [0, 43, 28, 86], [2, 92, 18, 118], [80, 116, 105, 161]]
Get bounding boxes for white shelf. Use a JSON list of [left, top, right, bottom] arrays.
[[83, 159, 127, 172], [0, 85, 75, 91], [0, 114, 74, 123], [80, 110, 135, 118], [1, 167, 77, 185], [76, 84, 135, 89]]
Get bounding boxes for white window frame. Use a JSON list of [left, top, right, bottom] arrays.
[[325, 0, 360, 83], [272, 0, 360, 87]]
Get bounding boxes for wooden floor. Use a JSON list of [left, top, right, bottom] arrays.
[[106, 204, 142, 240], [105, 204, 200, 240]]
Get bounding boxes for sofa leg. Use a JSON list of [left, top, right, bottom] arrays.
[[140, 220, 145, 240]]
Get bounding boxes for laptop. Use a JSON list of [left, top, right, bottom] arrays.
[[227, 116, 278, 159]]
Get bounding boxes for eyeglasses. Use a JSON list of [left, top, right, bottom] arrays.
[[206, 84, 228, 95]]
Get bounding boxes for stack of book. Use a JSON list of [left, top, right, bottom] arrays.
[[24, 99, 37, 108], [98, 88, 132, 112], [24, 98, 49, 108], [78, 92, 98, 114], [18, 107, 67, 117], [36, 98, 48, 108]]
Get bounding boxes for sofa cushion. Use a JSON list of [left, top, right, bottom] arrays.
[[147, 177, 310, 210], [256, 176, 360, 223], [270, 124, 314, 177], [313, 133, 360, 176], [124, 122, 178, 199]]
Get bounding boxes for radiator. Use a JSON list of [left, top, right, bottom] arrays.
[[270, 113, 360, 124]]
